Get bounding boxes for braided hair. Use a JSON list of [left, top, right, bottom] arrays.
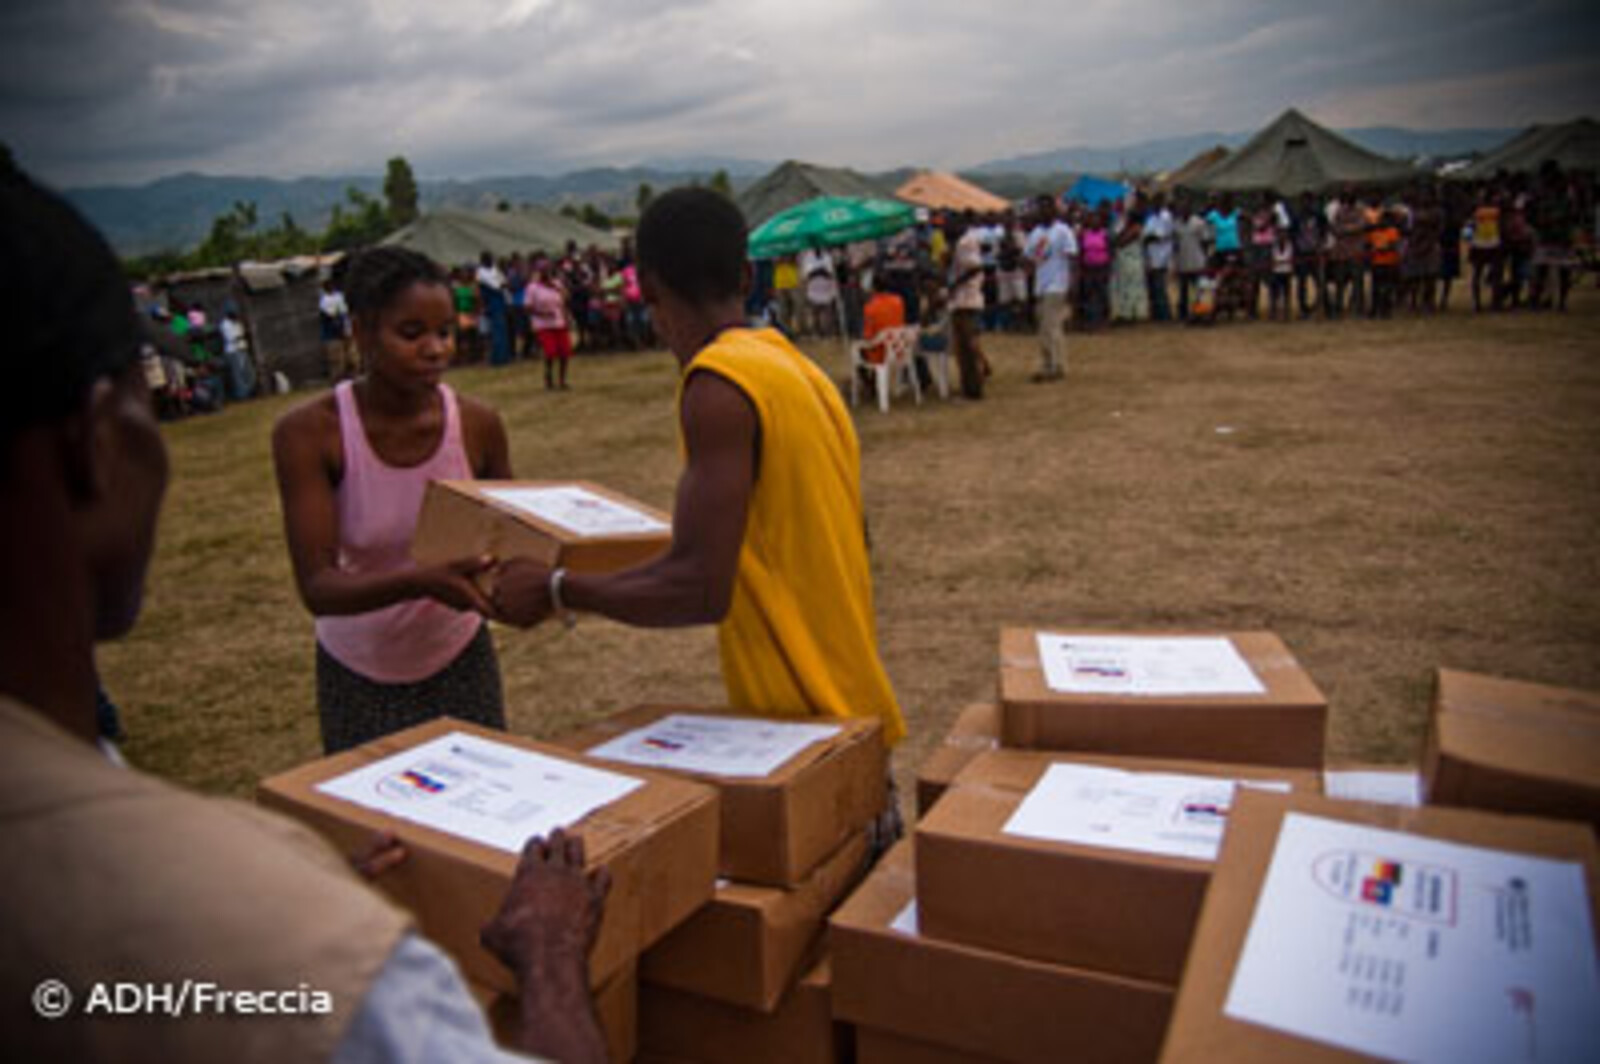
[[337, 245, 447, 328], [0, 156, 142, 449]]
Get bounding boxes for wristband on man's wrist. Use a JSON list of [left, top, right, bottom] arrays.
[[549, 567, 577, 629]]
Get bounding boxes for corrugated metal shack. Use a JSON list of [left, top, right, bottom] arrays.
[[162, 253, 342, 391]]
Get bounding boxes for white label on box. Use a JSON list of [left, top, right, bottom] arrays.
[[482, 485, 668, 537], [585, 713, 841, 779], [1224, 813, 1599, 1063], [315, 731, 644, 854], [890, 901, 920, 937], [1035, 633, 1267, 696], [1002, 763, 1291, 862], [1323, 769, 1423, 808]]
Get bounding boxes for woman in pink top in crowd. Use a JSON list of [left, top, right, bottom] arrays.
[[273, 247, 513, 753], [524, 261, 573, 391]]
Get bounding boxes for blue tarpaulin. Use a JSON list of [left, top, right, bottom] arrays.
[[1063, 175, 1129, 208]]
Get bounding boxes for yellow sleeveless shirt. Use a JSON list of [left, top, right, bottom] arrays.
[[681, 328, 905, 744]]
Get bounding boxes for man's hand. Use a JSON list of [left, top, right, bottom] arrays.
[[492, 557, 555, 628], [349, 830, 408, 881], [482, 830, 612, 1064], [415, 554, 496, 615], [481, 828, 610, 980]]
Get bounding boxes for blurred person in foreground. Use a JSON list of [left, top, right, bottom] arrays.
[[0, 159, 608, 1064]]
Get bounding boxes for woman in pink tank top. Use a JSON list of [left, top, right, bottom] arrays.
[[273, 248, 514, 753]]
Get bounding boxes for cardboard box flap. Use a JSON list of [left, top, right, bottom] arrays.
[[1432, 668, 1600, 786], [446, 479, 671, 542], [561, 704, 879, 786], [411, 480, 672, 575], [1000, 628, 1325, 708], [555, 704, 885, 886]]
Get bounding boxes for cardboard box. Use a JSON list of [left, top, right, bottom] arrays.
[[556, 705, 887, 886], [1160, 791, 1600, 1063], [471, 961, 638, 1064], [915, 702, 999, 817], [1423, 668, 1600, 834], [832, 840, 1174, 1064], [638, 954, 846, 1064], [257, 718, 718, 995], [642, 830, 870, 1011], [997, 629, 1327, 767], [411, 479, 672, 577], [915, 749, 1320, 983], [856, 1028, 1005, 1064]]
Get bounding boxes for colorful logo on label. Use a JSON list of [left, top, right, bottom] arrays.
[[642, 736, 685, 752], [1312, 849, 1458, 927], [1360, 860, 1403, 905], [1177, 788, 1233, 827], [399, 769, 446, 794]]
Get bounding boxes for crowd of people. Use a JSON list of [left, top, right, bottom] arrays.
[[446, 243, 653, 380], [753, 163, 1598, 399]]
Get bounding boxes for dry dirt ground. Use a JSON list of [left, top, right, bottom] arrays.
[[99, 294, 1600, 808]]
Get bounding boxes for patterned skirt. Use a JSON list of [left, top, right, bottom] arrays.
[[315, 623, 506, 754]]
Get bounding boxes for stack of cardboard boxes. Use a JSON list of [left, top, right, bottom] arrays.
[[1158, 668, 1600, 1061], [835, 628, 1330, 1063], [258, 719, 720, 1062], [881, 626, 1600, 1063], [556, 705, 887, 1064]]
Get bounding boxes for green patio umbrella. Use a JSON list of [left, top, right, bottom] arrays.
[[747, 196, 916, 259], [748, 196, 916, 357]]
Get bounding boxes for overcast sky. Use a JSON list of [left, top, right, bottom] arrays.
[[4, 0, 1598, 188]]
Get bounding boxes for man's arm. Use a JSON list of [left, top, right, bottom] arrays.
[[492, 371, 755, 628]]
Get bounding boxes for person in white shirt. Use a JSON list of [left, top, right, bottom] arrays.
[[1142, 195, 1176, 322], [1025, 197, 1079, 382], [946, 214, 987, 399], [219, 307, 255, 400], [318, 280, 355, 380]]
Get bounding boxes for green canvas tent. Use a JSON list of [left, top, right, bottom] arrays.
[[381, 206, 619, 266], [735, 160, 893, 228], [1457, 118, 1600, 179], [1186, 109, 1416, 195]]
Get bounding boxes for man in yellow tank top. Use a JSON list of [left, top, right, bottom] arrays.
[[496, 189, 906, 747]]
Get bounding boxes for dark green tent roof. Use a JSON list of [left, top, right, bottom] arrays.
[[381, 206, 619, 266], [735, 160, 893, 228], [1186, 109, 1416, 195], [1457, 118, 1600, 179]]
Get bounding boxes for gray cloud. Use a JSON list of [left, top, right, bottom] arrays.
[[2, 0, 1597, 187]]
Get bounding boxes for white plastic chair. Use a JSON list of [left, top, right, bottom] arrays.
[[849, 325, 922, 412]]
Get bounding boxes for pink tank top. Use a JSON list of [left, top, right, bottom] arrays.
[[315, 382, 482, 683], [1082, 229, 1110, 267]]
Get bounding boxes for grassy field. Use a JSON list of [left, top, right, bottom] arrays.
[[99, 295, 1600, 807]]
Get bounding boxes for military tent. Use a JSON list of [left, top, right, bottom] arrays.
[[1186, 109, 1416, 195], [1457, 118, 1600, 179], [381, 206, 619, 266], [1158, 146, 1230, 191], [735, 160, 892, 228], [893, 170, 1010, 213]]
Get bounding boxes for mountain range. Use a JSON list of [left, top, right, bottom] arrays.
[[66, 125, 1521, 256]]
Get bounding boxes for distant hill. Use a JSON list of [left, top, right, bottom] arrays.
[[68, 166, 747, 256], [972, 125, 1521, 175], [69, 125, 1526, 256]]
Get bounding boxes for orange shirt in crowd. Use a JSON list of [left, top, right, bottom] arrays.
[[861, 291, 906, 364], [1368, 225, 1402, 268]]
